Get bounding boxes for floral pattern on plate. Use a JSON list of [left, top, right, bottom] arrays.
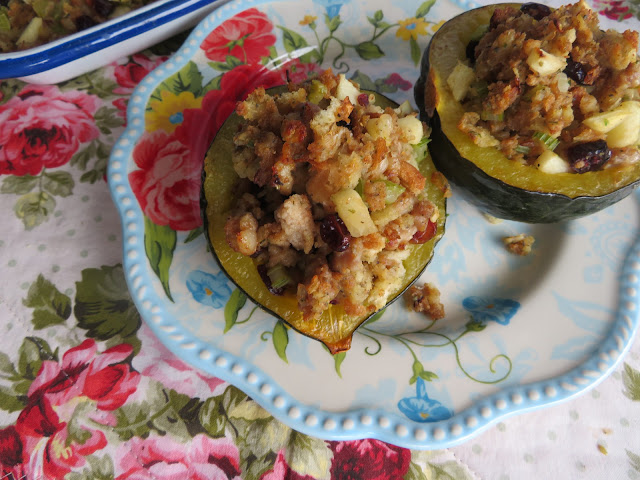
[[108, 0, 640, 448]]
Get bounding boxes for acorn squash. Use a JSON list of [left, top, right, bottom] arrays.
[[201, 88, 446, 353], [414, 3, 640, 223]]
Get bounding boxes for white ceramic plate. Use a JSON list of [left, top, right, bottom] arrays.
[[0, 0, 226, 84], [108, 0, 640, 448]]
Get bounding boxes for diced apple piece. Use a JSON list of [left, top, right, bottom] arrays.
[[536, 150, 570, 173], [606, 113, 640, 147], [397, 116, 423, 144], [447, 61, 476, 101], [366, 114, 394, 143], [527, 48, 566, 76], [583, 108, 631, 133], [395, 100, 413, 116], [331, 189, 377, 237], [335, 74, 360, 105]]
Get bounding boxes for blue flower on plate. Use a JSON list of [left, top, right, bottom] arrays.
[[398, 378, 453, 423], [313, 0, 350, 19], [462, 296, 520, 326], [186, 270, 232, 308]]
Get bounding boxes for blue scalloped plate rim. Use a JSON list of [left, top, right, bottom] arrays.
[[107, 0, 640, 449]]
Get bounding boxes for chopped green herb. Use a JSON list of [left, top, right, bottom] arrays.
[[533, 131, 560, 151]]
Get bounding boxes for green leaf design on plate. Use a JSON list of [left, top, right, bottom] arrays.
[[42, 170, 74, 197], [14, 191, 56, 230], [22, 274, 72, 329], [622, 362, 640, 401], [159, 61, 204, 97], [278, 26, 309, 53], [224, 289, 247, 333], [1, 174, 38, 194], [184, 226, 203, 244], [410, 36, 421, 66], [273, 320, 289, 363], [410, 359, 437, 384], [74, 264, 141, 348], [355, 41, 384, 60], [325, 14, 342, 33], [404, 461, 428, 480], [416, 0, 437, 18], [333, 351, 346, 378], [144, 216, 176, 301]]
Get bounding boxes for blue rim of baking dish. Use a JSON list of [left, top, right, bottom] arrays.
[[0, 0, 221, 79], [108, 0, 640, 449]]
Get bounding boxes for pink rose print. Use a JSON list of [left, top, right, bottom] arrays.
[[328, 439, 411, 480], [385, 73, 412, 91], [129, 130, 201, 231], [260, 450, 315, 480], [4, 395, 107, 479], [133, 324, 225, 397], [201, 8, 276, 64], [116, 434, 242, 480], [114, 53, 168, 95], [0, 85, 100, 176], [28, 339, 140, 410]]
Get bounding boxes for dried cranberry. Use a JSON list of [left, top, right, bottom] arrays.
[[564, 59, 587, 85], [466, 40, 479, 64], [75, 15, 96, 31], [357, 93, 370, 106], [320, 214, 351, 252], [257, 264, 285, 296], [94, 0, 115, 17], [567, 140, 611, 173], [410, 220, 437, 244], [520, 3, 552, 20]]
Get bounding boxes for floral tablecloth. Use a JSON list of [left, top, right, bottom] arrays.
[[1, 0, 640, 479]]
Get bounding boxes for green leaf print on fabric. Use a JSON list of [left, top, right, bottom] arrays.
[[42, 170, 74, 197], [22, 274, 72, 329], [94, 105, 126, 135], [14, 191, 56, 230], [285, 432, 333, 479], [109, 385, 194, 441], [405, 461, 428, 480], [144, 216, 177, 301], [628, 449, 640, 473], [0, 174, 38, 194], [200, 385, 249, 437], [74, 264, 141, 351], [622, 362, 640, 401], [66, 455, 115, 480], [416, 0, 437, 18]]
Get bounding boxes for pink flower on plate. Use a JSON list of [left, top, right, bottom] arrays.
[[28, 339, 140, 411], [0, 85, 100, 176], [201, 8, 276, 64], [593, 0, 633, 20], [260, 450, 315, 480], [133, 324, 225, 397], [114, 53, 168, 95], [279, 58, 322, 84], [129, 130, 202, 231], [385, 73, 412, 91], [116, 434, 242, 480], [175, 63, 285, 160]]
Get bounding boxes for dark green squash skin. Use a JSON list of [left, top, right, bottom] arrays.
[[414, 5, 640, 224]]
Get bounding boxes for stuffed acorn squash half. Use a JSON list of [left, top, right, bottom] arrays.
[[202, 71, 447, 353], [415, 1, 640, 223]]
